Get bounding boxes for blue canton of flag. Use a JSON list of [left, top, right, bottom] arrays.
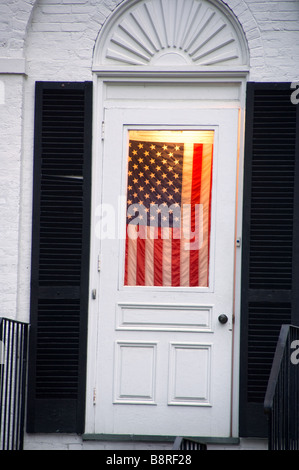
[[126, 140, 184, 228]]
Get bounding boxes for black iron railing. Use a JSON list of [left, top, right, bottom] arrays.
[[172, 437, 207, 450], [0, 318, 29, 450], [264, 324, 299, 450]]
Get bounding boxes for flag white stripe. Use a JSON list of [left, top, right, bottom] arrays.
[[162, 227, 172, 286], [127, 225, 137, 286], [145, 226, 154, 286], [199, 143, 213, 286], [180, 143, 194, 287]]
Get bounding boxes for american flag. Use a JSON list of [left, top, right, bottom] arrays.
[[124, 134, 213, 287]]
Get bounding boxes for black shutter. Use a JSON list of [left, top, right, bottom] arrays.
[[240, 83, 299, 437], [27, 82, 92, 433]]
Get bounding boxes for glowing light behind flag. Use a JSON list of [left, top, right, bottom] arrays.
[[124, 130, 214, 287]]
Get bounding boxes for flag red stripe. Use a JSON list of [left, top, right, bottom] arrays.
[[190, 144, 203, 287], [206, 144, 214, 285], [172, 228, 181, 287], [136, 226, 146, 286], [154, 227, 163, 286]]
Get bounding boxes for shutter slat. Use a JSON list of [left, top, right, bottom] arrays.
[[249, 88, 296, 291]]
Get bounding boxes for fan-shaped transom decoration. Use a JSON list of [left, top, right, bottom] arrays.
[[94, 0, 248, 67]]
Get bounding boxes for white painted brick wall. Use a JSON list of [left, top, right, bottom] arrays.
[[0, 75, 23, 319], [222, 0, 299, 80], [0, 0, 298, 78], [246, 0, 299, 80]]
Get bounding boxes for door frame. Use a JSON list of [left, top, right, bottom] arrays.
[[85, 70, 248, 438]]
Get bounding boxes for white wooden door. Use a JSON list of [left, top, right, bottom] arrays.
[[93, 105, 239, 438]]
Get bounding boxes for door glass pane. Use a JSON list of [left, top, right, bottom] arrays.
[[124, 130, 214, 287]]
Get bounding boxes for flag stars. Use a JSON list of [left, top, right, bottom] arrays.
[[127, 139, 183, 227]]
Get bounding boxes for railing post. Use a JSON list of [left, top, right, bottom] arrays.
[[264, 325, 299, 450], [19, 323, 28, 451], [0, 318, 29, 450]]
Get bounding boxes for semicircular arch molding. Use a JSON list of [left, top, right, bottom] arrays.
[[93, 0, 250, 69]]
